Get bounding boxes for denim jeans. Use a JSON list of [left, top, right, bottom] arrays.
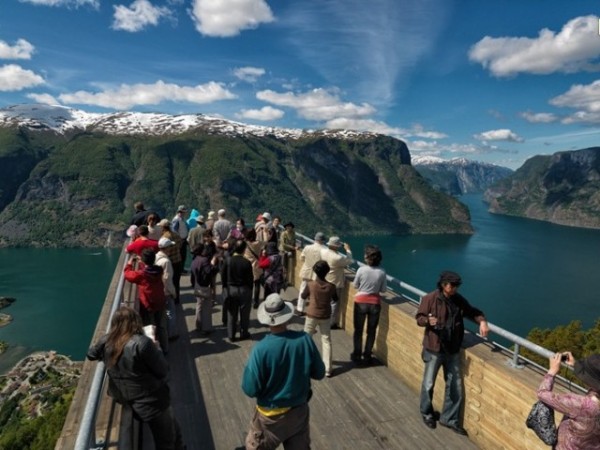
[[419, 349, 463, 426], [352, 303, 381, 360], [226, 285, 252, 339]]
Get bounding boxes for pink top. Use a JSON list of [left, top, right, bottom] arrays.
[[536, 374, 600, 450]]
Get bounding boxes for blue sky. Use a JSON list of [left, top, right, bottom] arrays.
[[1, 0, 600, 169]]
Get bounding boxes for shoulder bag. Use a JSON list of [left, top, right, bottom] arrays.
[[525, 400, 558, 446]]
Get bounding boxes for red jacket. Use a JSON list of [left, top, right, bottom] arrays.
[[124, 263, 165, 312], [126, 238, 159, 256]]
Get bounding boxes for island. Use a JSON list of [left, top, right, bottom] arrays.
[[0, 297, 15, 328]]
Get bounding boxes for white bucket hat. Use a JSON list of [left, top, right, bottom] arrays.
[[257, 293, 294, 326]]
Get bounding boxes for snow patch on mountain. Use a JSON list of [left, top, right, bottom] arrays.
[[0, 104, 380, 140]]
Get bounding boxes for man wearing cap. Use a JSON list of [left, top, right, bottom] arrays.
[[171, 205, 189, 270], [155, 237, 179, 341], [416, 271, 489, 435], [158, 219, 184, 304], [257, 212, 272, 242], [296, 232, 327, 316], [279, 222, 298, 288], [320, 236, 353, 329], [187, 214, 206, 255], [241, 293, 325, 449]]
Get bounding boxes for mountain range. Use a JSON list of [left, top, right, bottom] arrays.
[[0, 104, 473, 247], [412, 155, 513, 195]]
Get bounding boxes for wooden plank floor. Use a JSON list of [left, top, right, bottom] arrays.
[[163, 275, 479, 450]]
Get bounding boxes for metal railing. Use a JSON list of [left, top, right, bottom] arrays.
[[74, 249, 130, 450]]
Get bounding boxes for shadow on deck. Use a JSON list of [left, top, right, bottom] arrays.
[[166, 275, 479, 450]]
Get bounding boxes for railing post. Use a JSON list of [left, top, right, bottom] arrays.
[[510, 343, 524, 369]]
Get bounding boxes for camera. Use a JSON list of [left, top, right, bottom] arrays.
[[560, 353, 568, 362]]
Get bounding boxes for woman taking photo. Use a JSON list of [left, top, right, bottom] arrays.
[[537, 352, 600, 449], [87, 307, 184, 450]]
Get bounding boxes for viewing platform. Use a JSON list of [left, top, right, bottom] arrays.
[[58, 239, 579, 450]]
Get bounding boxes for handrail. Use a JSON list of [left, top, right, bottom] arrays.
[[74, 249, 130, 450], [294, 230, 584, 390]]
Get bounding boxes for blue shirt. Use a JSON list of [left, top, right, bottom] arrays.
[[242, 330, 325, 408]]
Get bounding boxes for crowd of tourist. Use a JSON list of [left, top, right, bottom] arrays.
[[85, 201, 600, 450]]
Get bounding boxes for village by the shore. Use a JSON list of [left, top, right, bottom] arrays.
[[0, 351, 82, 422]]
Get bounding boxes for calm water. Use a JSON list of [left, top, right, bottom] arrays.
[[346, 194, 600, 337], [1, 195, 599, 373], [0, 248, 118, 373]]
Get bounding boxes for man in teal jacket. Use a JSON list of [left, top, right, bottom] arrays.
[[242, 293, 325, 449]]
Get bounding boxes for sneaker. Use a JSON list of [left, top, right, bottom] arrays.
[[439, 422, 468, 436], [422, 416, 436, 429], [325, 371, 332, 378]]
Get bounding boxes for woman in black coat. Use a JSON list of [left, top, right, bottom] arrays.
[[87, 306, 184, 450]]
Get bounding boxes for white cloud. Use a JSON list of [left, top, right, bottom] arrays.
[[0, 39, 35, 60], [256, 88, 375, 121], [519, 111, 558, 123], [26, 93, 60, 105], [0, 64, 45, 91], [402, 123, 447, 139], [549, 80, 600, 124], [18, 0, 99, 8], [325, 117, 402, 136], [474, 129, 524, 143], [282, 1, 449, 109], [236, 106, 284, 121], [233, 66, 266, 82], [190, 0, 274, 37], [58, 80, 236, 109], [469, 15, 600, 77], [113, 0, 172, 32]]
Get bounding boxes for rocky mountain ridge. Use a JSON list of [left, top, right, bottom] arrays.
[[0, 104, 473, 247], [484, 147, 600, 229]]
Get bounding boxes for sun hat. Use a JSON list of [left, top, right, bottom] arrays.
[[574, 354, 600, 392], [314, 232, 325, 242], [208, 211, 215, 219], [177, 205, 187, 213], [158, 237, 175, 249], [158, 218, 170, 227], [262, 212, 272, 221], [257, 293, 294, 326], [196, 215, 205, 222], [327, 236, 342, 248], [126, 224, 138, 238]]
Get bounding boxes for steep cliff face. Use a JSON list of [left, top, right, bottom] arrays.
[[484, 147, 600, 229], [0, 106, 473, 247], [413, 156, 513, 195]]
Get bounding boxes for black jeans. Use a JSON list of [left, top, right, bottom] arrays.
[[226, 285, 252, 339], [352, 303, 381, 360]]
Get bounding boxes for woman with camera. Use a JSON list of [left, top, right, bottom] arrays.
[[537, 352, 600, 449]]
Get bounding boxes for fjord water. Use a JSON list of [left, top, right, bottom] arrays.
[[1, 194, 599, 373], [0, 248, 118, 373], [346, 194, 600, 337]]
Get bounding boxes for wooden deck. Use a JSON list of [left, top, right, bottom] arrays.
[[163, 275, 479, 450]]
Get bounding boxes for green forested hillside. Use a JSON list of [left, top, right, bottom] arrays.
[[484, 147, 600, 229], [0, 127, 473, 247]]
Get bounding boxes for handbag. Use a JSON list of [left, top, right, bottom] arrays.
[[525, 400, 558, 446]]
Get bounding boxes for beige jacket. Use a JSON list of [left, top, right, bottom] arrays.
[[320, 247, 353, 288], [299, 242, 326, 280]]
